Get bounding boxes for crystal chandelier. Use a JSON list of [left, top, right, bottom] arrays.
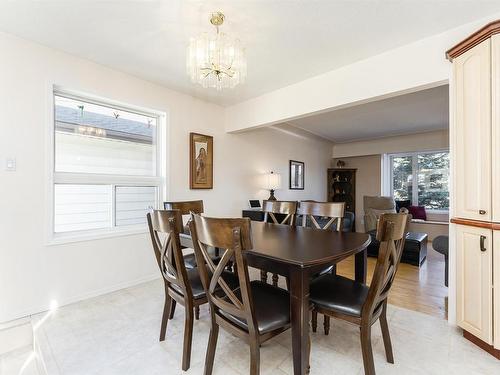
[[187, 11, 246, 90]]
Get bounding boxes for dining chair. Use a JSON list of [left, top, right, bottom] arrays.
[[261, 200, 298, 287], [163, 200, 205, 270], [297, 201, 345, 334], [147, 209, 209, 370], [163, 200, 222, 320], [189, 214, 291, 375], [309, 213, 407, 375], [298, 201, 345, 230]]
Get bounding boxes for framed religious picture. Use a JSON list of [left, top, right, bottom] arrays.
[[289, 160, 305, 190], [190, 132, 213, 189]]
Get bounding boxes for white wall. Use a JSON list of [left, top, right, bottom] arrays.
[[0, 32, 333, 322], [332, 129, 449, 158], [225, 13, 500, 132]]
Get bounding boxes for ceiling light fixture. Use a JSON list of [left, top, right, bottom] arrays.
[[187, 11, 246, 90]]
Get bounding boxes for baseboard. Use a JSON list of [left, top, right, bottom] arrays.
[[2, 273, 160, 324], [463, 330, 500, 360], [0, 319, 33, 355]]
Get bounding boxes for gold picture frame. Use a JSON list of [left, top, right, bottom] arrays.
[[190, 132, 213, 189]]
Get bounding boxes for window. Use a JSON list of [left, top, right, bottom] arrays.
[[51, 91, 163, 238], [385, 151, 449, 211]]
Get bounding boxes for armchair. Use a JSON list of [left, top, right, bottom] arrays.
[[363, 196, 396, 233]]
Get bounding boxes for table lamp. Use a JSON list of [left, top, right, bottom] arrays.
[[265, 171, 281, 201]]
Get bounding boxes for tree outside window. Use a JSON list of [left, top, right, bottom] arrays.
[[390, 151, 449, 210]]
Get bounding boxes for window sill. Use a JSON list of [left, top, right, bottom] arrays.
[[47, 226, 148, 246], [410, 219, 449, 225]]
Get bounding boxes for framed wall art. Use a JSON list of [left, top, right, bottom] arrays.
[[289, 160, 304, 190], [190, 132, 213, 189]]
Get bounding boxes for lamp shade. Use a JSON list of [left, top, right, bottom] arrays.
[[266, 171, 281, 190]]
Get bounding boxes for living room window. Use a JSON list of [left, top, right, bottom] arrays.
[[384, 150, 449, 211], [50, 90, 164, 240]]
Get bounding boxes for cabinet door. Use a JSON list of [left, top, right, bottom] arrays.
[[494, 230, 500, 349], [453, 40, 491, 221], [456, 224, 493, 343], [492, 35, 500, 222]]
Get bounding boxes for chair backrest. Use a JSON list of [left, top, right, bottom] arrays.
[[147, 209, 192, 299], [189, 214, 259, 335], [297, 201, 345, 231], [343, 211, 355, 232], [362, 213, 408, 320], [262, 200, 297, 225], [163, 200, 204, 215]]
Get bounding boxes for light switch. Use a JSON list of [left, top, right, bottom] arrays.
[[5, 157, 16, 171]]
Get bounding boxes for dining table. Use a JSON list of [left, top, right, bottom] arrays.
[[180, 220, 371, 375]]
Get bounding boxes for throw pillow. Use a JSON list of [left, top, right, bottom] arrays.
[[395, 199, 411, 212], [408, 205, 427, 220]]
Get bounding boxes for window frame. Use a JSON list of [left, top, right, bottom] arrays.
[[383, 149, 450, 214], [46, 87, 167, 245]]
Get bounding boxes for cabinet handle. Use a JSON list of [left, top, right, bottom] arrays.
[[479, 210, 486, 215], [480, 235, 487, 252]]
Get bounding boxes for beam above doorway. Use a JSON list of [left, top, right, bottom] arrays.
[[224, 13, 500, 133]]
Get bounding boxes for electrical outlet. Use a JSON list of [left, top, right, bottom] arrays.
[[5, 157, 16, 171]]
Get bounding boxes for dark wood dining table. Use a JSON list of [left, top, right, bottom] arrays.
[[180, 220, 371, 375]]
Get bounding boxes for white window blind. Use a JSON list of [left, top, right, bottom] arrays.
[[54, 184, 112, 233], [115, 186, 157, 227]]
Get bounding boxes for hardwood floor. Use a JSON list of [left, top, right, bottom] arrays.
[[336, 244, 449, 319]]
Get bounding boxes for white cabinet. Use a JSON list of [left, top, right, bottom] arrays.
[[492, 34, 500, 222], [450, 20, 500, 354], [456, 224, 493, 344], [453, 40, 492, 221], [494, 230, 500, 349]]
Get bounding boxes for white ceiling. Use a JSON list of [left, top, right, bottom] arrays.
[[287, 85, 449, 143], [0, 1, 498, 106]]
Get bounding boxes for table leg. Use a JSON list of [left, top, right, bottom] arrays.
[[355, 248, 367, 284], [289, 267, 310, 375]]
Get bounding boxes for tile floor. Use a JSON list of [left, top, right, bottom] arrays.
[[30, 277, 500, 375]]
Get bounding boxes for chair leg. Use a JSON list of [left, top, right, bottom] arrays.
[[182, 307, 194, 371], [195, 305, 200, 320], [360, 324, 376, 375], [324, 315, 330, 335], [249, 340, 260, 375], [331, 264, 337, 275], [260, 269, 268, 283], [169, 300, 177, 320], [272, 273, 279, 287], [159, 294, 172, 341], [311, 311, 318, 333], [380, 303, 394, 364], [308, 320, 312, 374], [204, 322, 219, 375]]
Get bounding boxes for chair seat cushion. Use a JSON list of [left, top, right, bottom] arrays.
[[310, 274, 369, 317], [220, 281, 290, 334], [432, 235, 449, 256], [183, 247, 221, 269], [171, 269, 238, 300]]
